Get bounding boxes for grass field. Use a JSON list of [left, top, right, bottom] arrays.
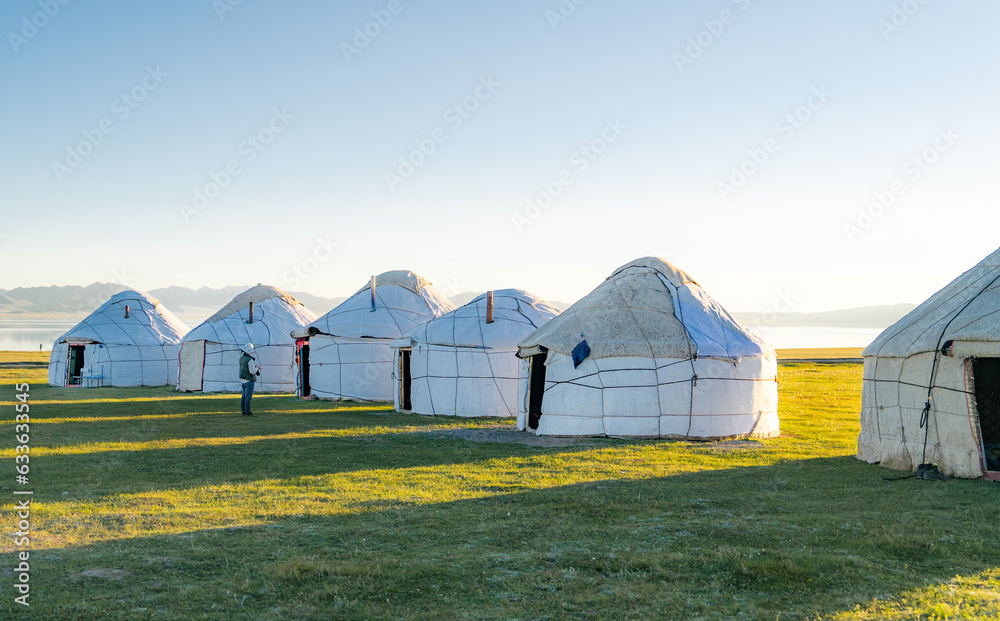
[[1, 355, 998, 619], [776, 348, 864, 360], [0, 351, 48, 364]]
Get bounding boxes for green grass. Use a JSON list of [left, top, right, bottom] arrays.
[[777, 347, 864, 360], [0, 358, 997, 619], [0, 350, 48, 364]]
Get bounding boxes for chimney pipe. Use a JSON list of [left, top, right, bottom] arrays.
[[486, 291, 494, 324], [249, 301, 254, 324], [124, 305, 130, 319], [370, 274, 377, 312]]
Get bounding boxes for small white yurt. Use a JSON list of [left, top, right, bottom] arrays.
[[859, 247, 1000, 480], [292, 270, 455, 401], [515, 257, 779, 439], [390, 289, 560, 417], [48, 290, 189, 388], [178, 284, 318, 393]]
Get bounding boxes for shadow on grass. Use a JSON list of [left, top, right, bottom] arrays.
[[24, 432, 557, 499], [9, 387, 643, 502], [6, 456, 998, 619]]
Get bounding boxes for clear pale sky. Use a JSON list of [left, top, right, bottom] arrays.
[[1, 0, 997, 313]]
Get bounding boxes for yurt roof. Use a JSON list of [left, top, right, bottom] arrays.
[[184, 284, 317, 346], [397, 289, 559, 349], [517, 257, 770, 360], [864, 247, 1000, 358], [55, 290, 189, 347], [304, 270, 455, 339], [203, 283, 303, 324], [352, 270, 432, 296]]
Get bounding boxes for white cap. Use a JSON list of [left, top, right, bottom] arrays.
[[242, 343, 256, 354]]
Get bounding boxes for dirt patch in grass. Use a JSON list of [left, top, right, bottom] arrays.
[[422, 424, 605, 448], [70, 569, 129, 581], [688, 439, 766, 454]]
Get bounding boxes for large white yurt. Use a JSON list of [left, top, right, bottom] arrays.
[[859, 247, 1000, 480], [292, 270, 455, 401], [515, 257, 779, 439], [48, 290, 189, 388], [178, 284, 318, 393], [390, 289, 560, 417]]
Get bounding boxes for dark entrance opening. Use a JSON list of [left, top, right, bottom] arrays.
[[973, 357, 1000, 472], [399, 349, 412, 411], [527, 353, 547, 430], [298, 342, 311, 397], [67, 345, 85, 386]]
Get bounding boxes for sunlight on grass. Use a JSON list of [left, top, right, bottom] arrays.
[[6, 355, 999, 620], [27, 441, 786, 551], [0, 405, 395, 426], [0, 393, 394, 409], [833, 568, 1000, 620], [3, 423, 521, 457]]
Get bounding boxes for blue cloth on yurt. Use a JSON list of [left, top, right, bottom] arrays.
[[571, 338, 591, 368]]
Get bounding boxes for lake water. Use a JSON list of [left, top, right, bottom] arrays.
[[0, 319, 78, 352], [0, 318, 883, 352], [748, 326, 882, 350]]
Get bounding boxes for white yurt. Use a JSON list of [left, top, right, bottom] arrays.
[[48, 290, 189, 388], [292, 270, 455, 401], [859, 247, 1000, 480], [390, 289, 560, 417], [515, 257, 779, 439], [178, 284, 318, 393]]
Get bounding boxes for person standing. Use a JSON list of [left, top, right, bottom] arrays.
[[239, 343, 261, 416]]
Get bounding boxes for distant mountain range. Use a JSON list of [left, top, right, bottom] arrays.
[[0, 283, 346, 323], [731, 303, 917, 329], [0, 283, 916, 329], [146, 286, 346, 321]]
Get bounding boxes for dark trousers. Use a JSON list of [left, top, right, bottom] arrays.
[[241, 380, 255, 413]]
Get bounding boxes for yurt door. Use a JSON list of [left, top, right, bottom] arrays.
[[972, 358, 1000, 474], [398, 349, 412, 411], [296, 339, 311, 398], [66, 345, 85, 386], [527, 354, 547, 430], [178, 340, 206, 391]]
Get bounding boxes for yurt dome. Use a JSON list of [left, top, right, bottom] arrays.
[[48, 290, 189, 388], [391, 289, 560, 417], [515, 257, 779, 439], [292, 270, 456, 401], [178, 284, 317, 393], [859, 247, 1000, 479]]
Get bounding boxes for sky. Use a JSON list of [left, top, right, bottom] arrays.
[[1, 0, 998, 314]]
